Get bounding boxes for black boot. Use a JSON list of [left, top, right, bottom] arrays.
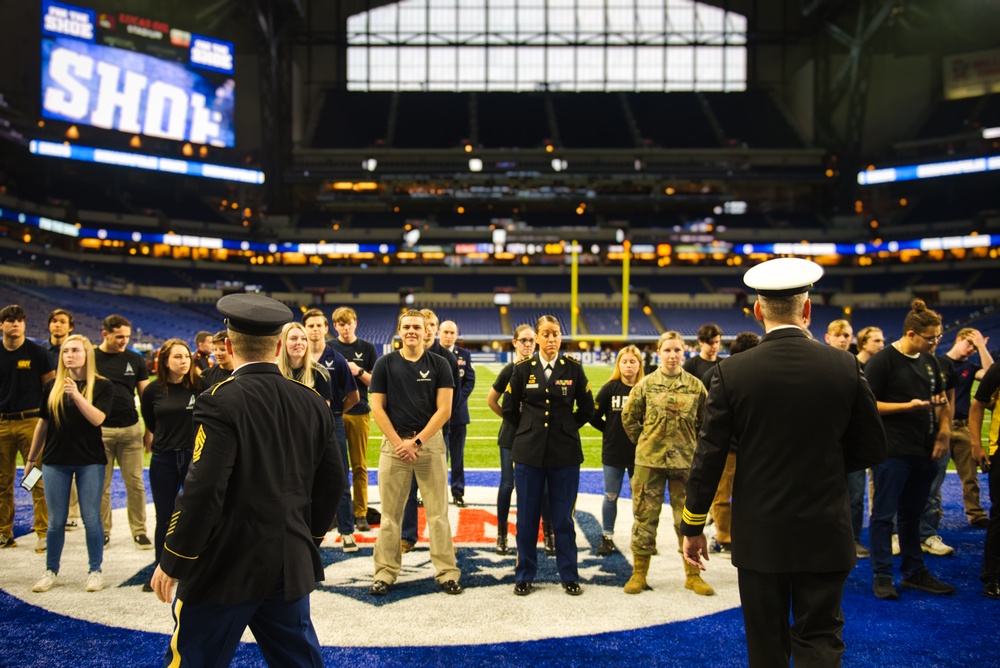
[[496, 533, 508, 555], [543, 521, 556, 556]]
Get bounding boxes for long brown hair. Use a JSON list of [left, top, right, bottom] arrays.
[[157, 339, 202, 395]]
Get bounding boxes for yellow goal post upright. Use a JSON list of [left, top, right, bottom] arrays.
[[569, 239, 632, 345]]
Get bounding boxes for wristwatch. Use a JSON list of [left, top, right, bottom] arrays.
[[414, 438, 422, 447]]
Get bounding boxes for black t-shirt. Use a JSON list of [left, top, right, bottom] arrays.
[[291, 365, 333, 404], [865, 345, 944, 457], [330, 337, 379, 415], [493, 362, 516, 447], [45, 339, 62, 371], [141, 382, 198, 454], [370, 350, 454, 434], [93, 347, 150, 427], [38, 377, 114, 465], [591, 379, 637, 468], [0, 339, 52, 412], [682, 356, 718, 379], [200, 365, 232, 389]]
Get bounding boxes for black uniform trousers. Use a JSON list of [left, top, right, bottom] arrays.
[[514, 462, 579, 583], [984, 462, 1000, 582], [164, 569, 323, 668], [736, 567, 850, 668]]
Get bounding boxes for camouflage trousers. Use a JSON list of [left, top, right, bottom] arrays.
[[630, 465, 689, 557]]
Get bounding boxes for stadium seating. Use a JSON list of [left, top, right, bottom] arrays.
[[584, 306, 660, 337], [627, 93, 719, 148], [701, 91, 803, 149], [551, 93, 635, 148], [394, 93, 470, 149]]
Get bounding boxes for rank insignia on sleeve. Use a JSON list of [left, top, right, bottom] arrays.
[[193, 425, 206, 463]]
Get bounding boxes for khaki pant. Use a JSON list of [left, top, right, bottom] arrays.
[[343, 412, 370, 518], [373, 431, 459, 585], [630, 464, 688, 557], [951, 424, 987, 524], [709, 450, 738, 544], [100, 423, 147, 538], [0, 417, 47, 539]]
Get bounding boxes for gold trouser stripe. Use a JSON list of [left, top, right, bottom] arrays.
[[167, 598, 184, 668]]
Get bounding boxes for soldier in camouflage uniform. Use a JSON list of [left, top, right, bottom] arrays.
[[621, 331, 714, 596]]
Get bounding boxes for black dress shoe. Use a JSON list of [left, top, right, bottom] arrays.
[[543, 532, 556, 556], [984, 578, 1000, 600], [454, 495, 466, 508], [439, 580, 464, 595], [369, 581, 391, 596], [513, 581, 533, 596], [562, 581, 583, 596], [142, 581, 154, 593], [496, 535, 508, 555]]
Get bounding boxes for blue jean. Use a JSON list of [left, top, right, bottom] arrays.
[[602, 465, 631, 536], [848, 469, 866, 541], [920, 454, 950, 540], [149, 449, 192, 563], [514, 462, 580, 583], [333, 415, 354, 535], [497, 446, 515, 534], [870, 456, 937, 580], [42, 463, 105, 574]]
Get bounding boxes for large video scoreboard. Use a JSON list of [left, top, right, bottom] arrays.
[[40, 0, 236, 148]]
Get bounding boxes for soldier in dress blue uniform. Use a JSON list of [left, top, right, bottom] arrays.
[[503, 315, 594, 596], [151, 294, 346, 668]]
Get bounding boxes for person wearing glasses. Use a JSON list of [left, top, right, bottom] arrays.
[[486, 325, 557, 556], [864, 299, 955, 600]]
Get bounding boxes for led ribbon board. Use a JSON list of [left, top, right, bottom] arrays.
[[30, 139, 263, 184], [41, 0, 236, 147]]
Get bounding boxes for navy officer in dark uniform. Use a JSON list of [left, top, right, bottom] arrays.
[[151, 294, 345, 668], [681, 258, 886, 668], [503, 314, 594, 596]]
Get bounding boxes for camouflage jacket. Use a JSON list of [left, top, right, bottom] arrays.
[[621, 368, 706, 469]]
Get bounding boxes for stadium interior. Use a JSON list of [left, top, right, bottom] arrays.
[[0, 0, 998, 355]]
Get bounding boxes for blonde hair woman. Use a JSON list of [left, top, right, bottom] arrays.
[[25, 335, 114, 593], [278, 322, 331, 400], [590, 345, 644, 557]]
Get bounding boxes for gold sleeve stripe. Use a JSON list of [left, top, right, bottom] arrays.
[[192, 425, 206, 463], [682, 509, 708, 525], [164, 545, 198, 560]]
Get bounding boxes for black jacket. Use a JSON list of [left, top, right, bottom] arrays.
[[503, 353, 594, 468], [681, 327, 886, 572], [160, 363, 345, 604]]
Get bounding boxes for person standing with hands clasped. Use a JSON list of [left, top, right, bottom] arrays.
[[151, 294, 345, 667], [680, 258, 886, 668], [368, 310, 461, 596], [25, 335, 113, 593], [503, 315, 594, 596]]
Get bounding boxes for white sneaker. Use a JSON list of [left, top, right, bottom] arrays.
[[85, 571, 105, 592], [32, 570, 58, 592], [35, 535, 46, 553], [921, 535, 954, 556], [891, 534, 900, 556], [342, 534, 358, 553]]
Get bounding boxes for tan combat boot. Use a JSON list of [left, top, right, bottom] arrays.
[[624, 555, 650, 594], [684, 560, 716, 596]]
